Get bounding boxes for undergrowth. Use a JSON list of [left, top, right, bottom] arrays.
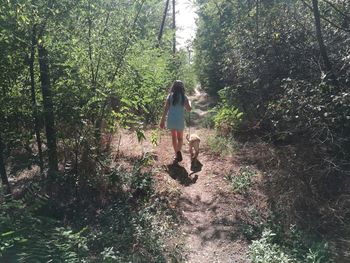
[[0, 155, 181, 262], [206, 134, 239, 156], [249, 227, 334, 263], [235, 203, 334, 263], [225, 166, 256, 194], [0, 194, 88, 262]]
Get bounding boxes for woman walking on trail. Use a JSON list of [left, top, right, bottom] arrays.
[[160, 80, 192, 163]]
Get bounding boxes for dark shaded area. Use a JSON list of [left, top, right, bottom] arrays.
[[165, 163, 198, 186], [190, 158, 203, 172], [8, 150, 35, 176], [236, 141, 349, 262], [1, 155, 169, 262]]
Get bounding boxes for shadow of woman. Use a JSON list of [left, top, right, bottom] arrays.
[[165, 163, 198, 186]]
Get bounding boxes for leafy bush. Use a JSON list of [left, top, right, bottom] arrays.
[[0, 154, 182, 262], [207, 135, 238, 156], [0, 198, 88, 262], [238, 205, 266, 241], [213, 106, 244, 135], [194, 0, 349, 253], [201, 110, 216, 128], [87, 160, 180, 262], [89, 194, 178, 262], [210, 88, 244, 136], [268, 79, 350, 147], [249, 227, 334, 263], [249, 229, 296, 263], [225, 166, 256, 194]]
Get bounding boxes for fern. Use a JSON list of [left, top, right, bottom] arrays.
[[22, 182, 49, 211], [0, 197, 88, 262]]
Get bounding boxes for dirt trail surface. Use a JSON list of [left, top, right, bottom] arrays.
[[116, 88, 257, 262]]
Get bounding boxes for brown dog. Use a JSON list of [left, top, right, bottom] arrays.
[[186, 134, 200, 161]]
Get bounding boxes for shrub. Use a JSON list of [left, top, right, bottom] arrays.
[[225, 166, 256, 194], [211, 88, 244, 136], [0, 198, 88, 262], [249, 229, 296, 263], [249, 227, 334, 263], [207, 135, 238, 156], [213, 106, 244, 135]]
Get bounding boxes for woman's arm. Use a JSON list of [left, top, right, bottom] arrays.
[[185, 97, 192, 112], [159, 98, 170, 129]]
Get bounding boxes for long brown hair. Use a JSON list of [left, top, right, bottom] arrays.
[[170, 80, 185, 105]]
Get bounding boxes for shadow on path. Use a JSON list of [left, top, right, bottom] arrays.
[[190, 159, 203, 173], [165, 163, 198, 186]]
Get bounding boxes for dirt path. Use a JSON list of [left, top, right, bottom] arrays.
[[158, 88, 249, 262], [116, 88, 252, 262]]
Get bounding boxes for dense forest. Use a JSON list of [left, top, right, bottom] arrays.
[[1, 0, 349, 262], [194, 0, 349, 261]]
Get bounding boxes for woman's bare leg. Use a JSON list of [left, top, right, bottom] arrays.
[[177, 130, 184, 152], [171, 130, 178, 154]]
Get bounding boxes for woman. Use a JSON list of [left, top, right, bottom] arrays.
[[160, 80, 192, 163]]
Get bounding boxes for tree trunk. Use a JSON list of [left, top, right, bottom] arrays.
[[172, 0, 176, 54], [37, 40, 58, 175], [0, 134, 9, 187], [256, 0, 259, 39], [158, 0, 170, 43], [29, 25, 44, 173], [311, 0, 336, 83], [87, 0, 96, 92]]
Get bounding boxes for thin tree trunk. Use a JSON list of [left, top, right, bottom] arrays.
[[172, 0, 176, 53], [94, 10, 111, 85], [37, 40, 58, 175], [256, 0, 259, 39], [0, 135, 9, 187], [29, 24, 44, 173], [311, 0, 336, 83], [87, 0, 96, 92], [158, 0, 170, 43]]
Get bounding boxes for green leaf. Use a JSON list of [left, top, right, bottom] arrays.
[[1, 231, 15, 237]]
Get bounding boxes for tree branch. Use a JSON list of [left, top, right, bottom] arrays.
[[300, 0, 350, 33], [322, 0, 350, 21], [110, 0, 145, 83]]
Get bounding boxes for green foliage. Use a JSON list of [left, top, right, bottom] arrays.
[[0, 0, 180, 176], [88, 161, 179, 262], [207, 135, 238, 156], [195, 0, 350, 251], [151, 129, 160, 146], [194, 0, 350, 149], [0, 197, 88, 262], [206, 88, 244, 135], [249, 228, 334, 263], [174, 49, 197, 93], [213, 106, 243, 135], [249, 229, 296, 263], [268, 79, 350, 148], [238, 205, 266, 241], [225, 166, 255, 194], [201, 110, 216, 128], [194, 0, 228, 95], [0, 155, 181, 262]]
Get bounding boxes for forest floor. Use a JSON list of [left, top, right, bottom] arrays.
[[115, 88, 268, 262]]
